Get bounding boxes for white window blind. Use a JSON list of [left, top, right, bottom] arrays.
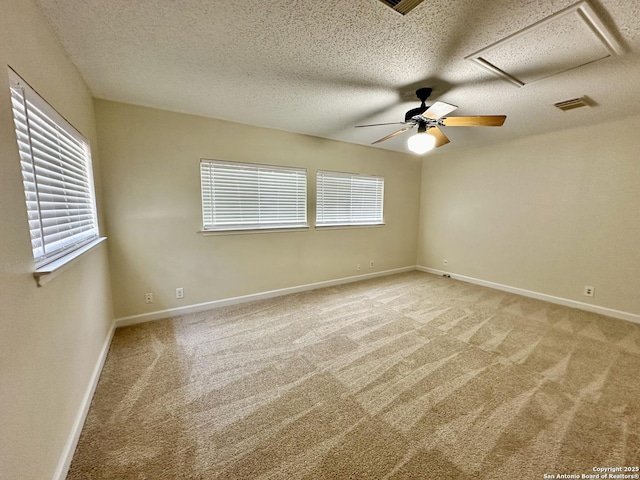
[[316, 170, 384, 227], [200, 159, 307, 231], [9, 71, 99, 269]]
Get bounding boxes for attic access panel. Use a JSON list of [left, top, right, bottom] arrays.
[[466, 1, 622, 87]]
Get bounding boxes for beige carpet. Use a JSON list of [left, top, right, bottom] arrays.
[[68, 271, 640, 479]]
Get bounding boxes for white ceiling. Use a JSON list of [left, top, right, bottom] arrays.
[[33, 0, 640, 156]]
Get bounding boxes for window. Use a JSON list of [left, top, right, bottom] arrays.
[[9, 71, 99, 269], [200, 159, 307, 231], [316, 170, 384, 227]]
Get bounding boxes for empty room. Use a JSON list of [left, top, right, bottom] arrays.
[[1, 0, 640, 479]]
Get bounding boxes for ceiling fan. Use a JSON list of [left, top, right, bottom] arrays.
[[355, 88, 506, 154]]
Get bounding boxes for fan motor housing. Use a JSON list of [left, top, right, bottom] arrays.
[[405, 106, 427, 122]]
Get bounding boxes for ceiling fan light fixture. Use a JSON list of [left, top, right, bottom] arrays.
[[407, 131, 436, 154], [356, 89, 506, 150]]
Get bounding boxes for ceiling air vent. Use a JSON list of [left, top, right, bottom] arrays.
[[378, 0, 425, 15], [554, 97, 591, 111]]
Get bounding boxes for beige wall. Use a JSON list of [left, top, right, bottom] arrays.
[[418, 115, 640, 315], [0, 1, 113, 479], [94, 100, 421, 319]]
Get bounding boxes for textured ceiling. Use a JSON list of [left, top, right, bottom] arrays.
[[32, 0, 640, 156]]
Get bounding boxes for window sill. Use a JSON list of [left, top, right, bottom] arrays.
[[315, 223, 385, 230], [199, 226, 310, 236], [34, 237, 107, 287]]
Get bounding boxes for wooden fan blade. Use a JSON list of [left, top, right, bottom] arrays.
[[355, 122, 411, 128], [371, 126, 412, 144], [422, 101, 458, 119], [442, 115, 506, 127], [427, 126, 450, 148]]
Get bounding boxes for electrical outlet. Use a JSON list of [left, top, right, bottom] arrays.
[[443, 259, 448, 265], [369, 260, 374, 268], [176, 287, 184, 299], [145, 292, 153, 304], [583, 286, 594, 297], [357, 264, 361, 271]]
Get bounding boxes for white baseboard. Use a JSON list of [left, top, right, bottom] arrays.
[[53, 322, 115, 480], [115, 266, 417, 327], [417, 266, 640, 324]]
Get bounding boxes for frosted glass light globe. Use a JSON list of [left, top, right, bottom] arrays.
[[407, 132, 436, 154]]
